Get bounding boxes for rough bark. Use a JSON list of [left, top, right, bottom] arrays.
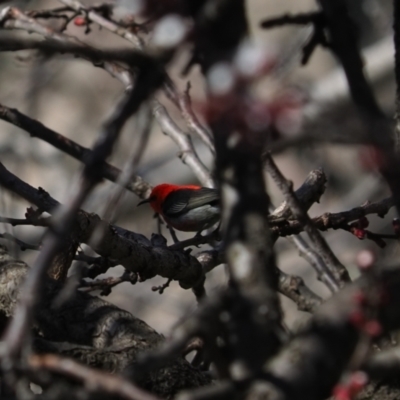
[[0, 246, 210, 399]]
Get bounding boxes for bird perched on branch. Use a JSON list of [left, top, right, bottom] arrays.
[[137, 183, 220, 233]]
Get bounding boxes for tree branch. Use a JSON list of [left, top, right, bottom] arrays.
[[0, 103, 152, 199], [266, 154, 348, 290]]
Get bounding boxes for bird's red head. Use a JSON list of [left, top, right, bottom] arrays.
[[138, 183, 201, 214]]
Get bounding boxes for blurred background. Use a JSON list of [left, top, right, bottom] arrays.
[[0, 0, 397, 334]]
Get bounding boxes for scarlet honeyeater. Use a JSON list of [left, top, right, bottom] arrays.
[[137, 184, 220, 232]]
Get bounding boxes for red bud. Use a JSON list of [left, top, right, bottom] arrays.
[[74, 17, 86, 26]]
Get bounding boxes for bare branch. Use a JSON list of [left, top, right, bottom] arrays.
[[59, 0, 144, 48], [29, 353, 161, 400], [79, 271, 138, 296], [0, 249, 210, 397], [177, 83, 215, 153], [271, 197, 394, 237], [196, 248, 322, 313], [153, 101, 214, 188], [277, 269, 323, 312], [270, 168, 327, 220], [0, 6, 132, 86], [0, 103, 152, 199], [266, 154, 348, 291], [316, 0, 400, 219]]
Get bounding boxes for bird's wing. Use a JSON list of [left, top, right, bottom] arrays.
[[162, 188, 219, 216]]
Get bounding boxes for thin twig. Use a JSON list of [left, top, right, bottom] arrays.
[[102, 104, 153, 222], [79, 271, 138, 296], [29, 354, 160, 400], [178, 82, 215, 153], [260, 12, 323, 28], [0, 6, 214, 192], [58, 0, 215, 185], [278, 269, 322, 312], [0, 103, 152, 198], [266, 154, 347, 291], [59, 0, 144, 48], [0, 7, 132, 86], [196, 248, 322, 313], [0, 233, 40, 251], [285, 234, 334, 291], [316, 0, 400, 220], [169, 229, 221, 250], [153, 101, 214, 188], [0, 215, 49, 226]]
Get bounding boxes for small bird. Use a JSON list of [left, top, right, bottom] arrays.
[[137, 183, 220, 233]]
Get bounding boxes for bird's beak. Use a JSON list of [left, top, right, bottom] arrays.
[[137, 198, 151, 207]]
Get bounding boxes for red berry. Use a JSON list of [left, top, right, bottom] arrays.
[[74, 16, 86, 26], [351, 227, 366, 240]]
